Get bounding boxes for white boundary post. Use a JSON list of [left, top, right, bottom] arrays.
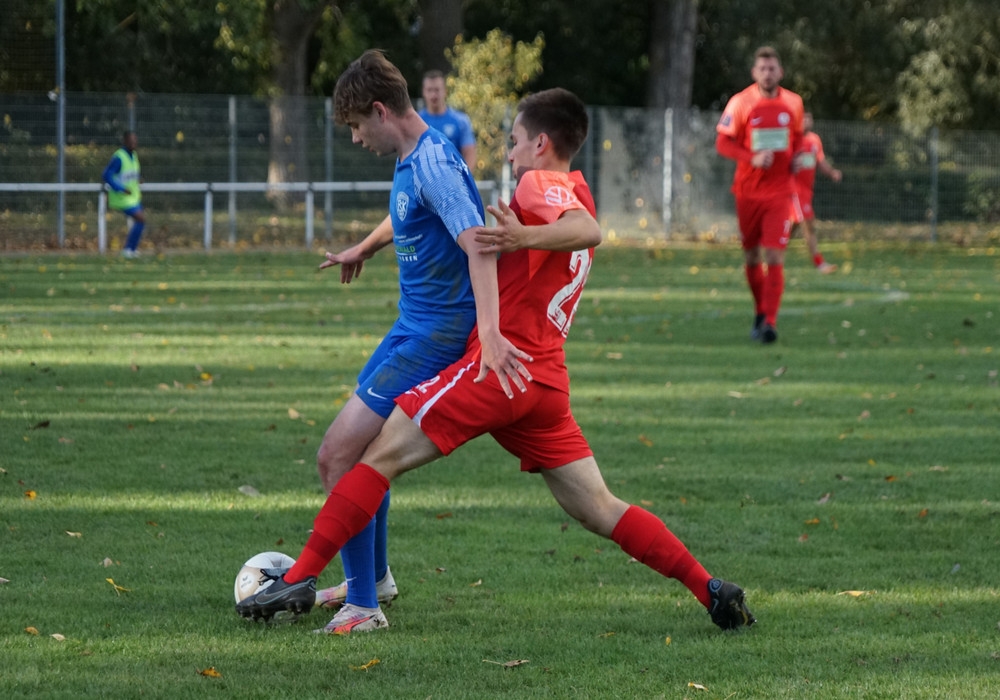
[[203, 186, 213, 250], [97, 189, 107, 253], [305, 187, 314, 248]]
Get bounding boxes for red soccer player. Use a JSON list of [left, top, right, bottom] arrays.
[[790, 112, 843, 274], [716, 46, 804, 344], [237, 87, 756, 634]]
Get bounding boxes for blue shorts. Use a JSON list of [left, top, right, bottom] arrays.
[[117, 205, 144, 217], [356, 321, 469, 418]]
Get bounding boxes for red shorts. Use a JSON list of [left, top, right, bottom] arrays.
[[396, 358, 593, 472], [736, 195, 792, 250], [789, 192, 814, 223]]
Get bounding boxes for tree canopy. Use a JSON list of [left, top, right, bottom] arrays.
[[5, 0, 1000, 132]]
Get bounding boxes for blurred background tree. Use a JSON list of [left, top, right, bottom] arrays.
[[445, 29, 544, 180]]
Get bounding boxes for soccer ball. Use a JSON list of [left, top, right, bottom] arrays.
[[234, 551, 296, 603]]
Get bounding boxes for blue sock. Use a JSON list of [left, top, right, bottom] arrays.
[[373, 490, 390, 580], [125, 220, 145, 251], [341, 516, 378, 608]]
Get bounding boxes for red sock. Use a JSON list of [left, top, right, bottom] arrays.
[[763, 263, 784, 326], [813, 254, 824, 267], [284, 464, 390, 583], [611, 505, 713, 608], [745, 263, 765, 314]]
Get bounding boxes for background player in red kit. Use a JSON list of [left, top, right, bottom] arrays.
[[790, 111, 843, 274], [237, 87, 756, 633], [716, 46, 804, 344]]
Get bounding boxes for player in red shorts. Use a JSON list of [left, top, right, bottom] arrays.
[[237, 88, 756, 633], [716, 46, 804, 344], [790, 112, 842, 274]]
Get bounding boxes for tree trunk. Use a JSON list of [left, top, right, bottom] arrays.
[[646, 0, 698, 235], [419, 0, 464, 73], [646, 0, 697, 109], [267, 1, 331, 207]]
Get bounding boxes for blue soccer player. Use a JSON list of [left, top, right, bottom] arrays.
[[102, 130, 146, 258], [308, 49, 528, 634], [418, 70, 477, 172]]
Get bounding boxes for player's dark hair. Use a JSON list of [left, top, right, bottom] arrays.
[[516, 88, 589, 161], [333, 50, 412, 124], [423, 69, 445, 81], [754, 46, 781, 64]]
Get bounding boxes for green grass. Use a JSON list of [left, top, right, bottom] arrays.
[[1, 240, 999, 698]]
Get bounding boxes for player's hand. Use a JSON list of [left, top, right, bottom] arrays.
[[751, 150, 774, 169], [477, 199, 526, 254], [831, 169, 843, 183], [474, 330, 533, 398], [319, 245, 368, 283]]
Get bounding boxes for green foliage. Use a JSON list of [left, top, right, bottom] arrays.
[[445, 29, 544, 179]]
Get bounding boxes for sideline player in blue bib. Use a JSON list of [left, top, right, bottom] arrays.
[[308, 50, 529, 634]]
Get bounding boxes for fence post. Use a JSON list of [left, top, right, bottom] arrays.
[[203, 185, 213, 250], [97, 188, 107, 253], [325, 97, 334, 241], [229, 96, 238, 244], [662, 107, 673, 236], [305, 186, 314, 248], [929, 125, 939, 242]]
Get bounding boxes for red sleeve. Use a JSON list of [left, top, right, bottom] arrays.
[[514, 170, 586, 225], [716, 132, 753, 162]]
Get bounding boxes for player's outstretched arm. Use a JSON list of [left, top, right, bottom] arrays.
[[457, 227, 533, 398], [477, 200, 600, 254], [319, 214, 394, 283]]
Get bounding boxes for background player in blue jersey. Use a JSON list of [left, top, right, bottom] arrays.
[[307, 50, 529, 634], [419, 69, 477, 172], [102, 131, 146, 258]]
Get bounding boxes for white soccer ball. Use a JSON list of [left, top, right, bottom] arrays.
[[234, 551, 296, 603]]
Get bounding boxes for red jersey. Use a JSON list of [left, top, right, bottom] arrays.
[[793, 131, 824, 196], [466, 170, 596, 394], [717, 84, 804, 199]]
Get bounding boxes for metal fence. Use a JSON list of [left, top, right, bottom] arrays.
[[3, 92, 1000, 251]]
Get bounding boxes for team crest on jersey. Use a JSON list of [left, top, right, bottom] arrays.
[[544, 186, 576, 206], [396, 192, 410, 221], [778, 112, 791, 126]]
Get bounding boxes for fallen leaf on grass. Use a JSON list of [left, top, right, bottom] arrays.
[[350, 659, 380, 672], [65, 531, 82, 538], [665, 636, 671, 645], [727, 391, 745, 399], [773, 366, 787, 377], [51, 634, 66, 642], [599, 631, 615, 638], [435, 512, 452, 519], [797, 534, 809, 543], [885, 475, 897, 482], [470, 579, 482, 587], [918, 508, 929, 519], [688, 682, 708, 691], [287, 408, 300, 420], [0, 577, 10, 584], [25, 627, 40, 635], [638, 434, 654, 447], [197, 667, 222, 678], [106, 578, 130, 595], [238, 485, 261, 497], [101, 558, 115, 567], [929, 465, 949, 472], [804, 518, 821, 525], [817, 492, 833, 504], [24, 490, 37, 500], [483, 659, 530, 668], [31, 420, 50, 430], [837, 590, 875, 597], [58, 437, 74, 444]]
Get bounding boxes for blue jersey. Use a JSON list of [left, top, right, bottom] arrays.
[[390, 128, 484, 344], [418, 107, 476, 151]]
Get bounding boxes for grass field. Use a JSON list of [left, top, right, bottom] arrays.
[[1, 240, 998, 698]]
